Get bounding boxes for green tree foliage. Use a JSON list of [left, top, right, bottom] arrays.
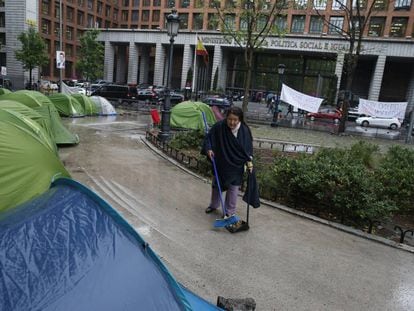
[[15, 27, 49, 88], [213, 0, 284, 113], [76, 29, 104, 82]]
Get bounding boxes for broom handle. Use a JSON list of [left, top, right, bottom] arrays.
[[202, 112, 227, 217]]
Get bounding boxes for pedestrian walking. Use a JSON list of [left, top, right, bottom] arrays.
[[201, 106, 254, 232]]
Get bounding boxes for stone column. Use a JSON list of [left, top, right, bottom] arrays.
[[153, 42, 165, 86], [368, 55, 386, 101], [334, 53, 344, 92], [128, 41, 139, 84], [180, 44, 192, 90], [115, 45, 127, 84], [218, 50, 228, 90], [139, 46, 150, 84], [104, 41, 115, 83], [211, 45, 222, 90]]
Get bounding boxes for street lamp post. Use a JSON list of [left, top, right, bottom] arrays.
[[271, 64, 286, 127], [159, 9, 180, 142]]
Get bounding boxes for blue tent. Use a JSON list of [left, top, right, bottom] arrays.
[[0, 178, 221, 311]]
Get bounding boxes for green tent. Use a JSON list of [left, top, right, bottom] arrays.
[[0, 90, 79, 145], [0, 88, 11, 95], [0, 100, 57, 154], [170, 101, 216, 130], [48, 93, 85, 117], [0, 113, 70, 212], [72, 94, 99, 116]]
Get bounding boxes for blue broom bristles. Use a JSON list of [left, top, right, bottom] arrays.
[[214, 214, 240, 228]]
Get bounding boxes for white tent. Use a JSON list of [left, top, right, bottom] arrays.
[[90, 96, 117, 115]]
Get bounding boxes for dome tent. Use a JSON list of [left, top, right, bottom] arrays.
[[170, 101, 216, 130], [0, 100, 57, 154], [71, 94, 99, 116], [0, 90, 79, 145], [0, 112, 69, 212], [48, 93, 85, 117], [0, 178, 220, 310], [89, 96, 117, 115]]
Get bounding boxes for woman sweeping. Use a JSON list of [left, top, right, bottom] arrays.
[[202, 106, 254, 232]]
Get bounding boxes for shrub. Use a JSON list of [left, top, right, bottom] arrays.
[[169, 130, 204, 150]]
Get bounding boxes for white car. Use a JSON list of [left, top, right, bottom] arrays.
[[356, 116, 401, 129]]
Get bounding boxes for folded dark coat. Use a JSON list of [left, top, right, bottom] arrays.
[[243, 170, 260, 208], [201, 120, 253, 190]]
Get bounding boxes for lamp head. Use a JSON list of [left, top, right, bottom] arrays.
[[278, 64, 286, 75], [166, 8, 180, 38]]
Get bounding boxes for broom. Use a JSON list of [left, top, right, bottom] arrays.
[[202, 112, 240, 228]]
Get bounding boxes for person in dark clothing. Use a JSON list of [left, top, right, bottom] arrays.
[[202, 106, 254, 231]]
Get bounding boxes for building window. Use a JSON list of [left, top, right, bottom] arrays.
[[310, 16, 324, 33], [153, 0, 161, 6], [394, 0, 411, 8], [143, 0, 150, 6], [275, 15, 287, 31], [96, 17, 102, 27], [194, 0, 203, 8], [225, 0, 236, 8], [54, 3, 60, 18], [122, 0, 129, 5], [105, 20, 111, 28], [42, 0, 50, 15], [41, 18, 51, 34], [389, 17, 408, 37], [78, 0, 84, 6], [152, 10, 160, 21], [113, 9, 118, 21], [328, 16, 344, 34], [133, 0, 140, 6], [131, 10, 139, 22], [332, 0, 345, 9], [209, 0, 217, 8], [208, 13, 218, 30], [105, 5, 111, 17], [66, 26, 73, 40], [368, 17, 385, 36], [240, 16, 248, 31], [65, 44, 73, 57], [313, 0, 327, 9], [0, 0, 4, 7], [350, 17, 363, 35], [97, 1, 103, 14], [54, 22, 60, 36], [224, 14, 235, 30], [122, 10, 128, 21], [0, 33, 5, 46], [294, 0, 308, 9], [180, 13, 189, 29], [373, 0, 388, 9], [180, 0, 190, 8], [291, 15, 305, 33], [77, 11, 84, 26], [87, 0, 93, 10], [66, 7, 74, 22], [352, 0, 367, 8], [142, 10, 149, 22], [87, 14, 94, 27], [193, 13, 203, 30]]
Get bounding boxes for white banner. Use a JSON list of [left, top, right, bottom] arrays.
[[280, 84, 323, 113], [359, 99, 407, 120]]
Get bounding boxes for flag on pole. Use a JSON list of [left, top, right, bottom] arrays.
[[196, 37, 209, 65]]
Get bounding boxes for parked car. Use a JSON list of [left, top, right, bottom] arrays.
[[307, 108, 342, 122], [356, 116, 401, 129], [158, 91, 184, 106], [202, 96, 232, 109], [137, 88, 159, 103], [91, 84, 137, 101]]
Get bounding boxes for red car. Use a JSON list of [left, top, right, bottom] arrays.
[[307, 108, 342, 123]]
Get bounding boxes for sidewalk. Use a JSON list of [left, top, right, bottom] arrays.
[[61, 115, 414, 311]]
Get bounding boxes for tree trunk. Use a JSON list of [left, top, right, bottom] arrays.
[[242, 48, 254, 114], [29, 67, 33, 90]]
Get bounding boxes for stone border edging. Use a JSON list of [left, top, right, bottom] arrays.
[[140, 136, 414, 254]]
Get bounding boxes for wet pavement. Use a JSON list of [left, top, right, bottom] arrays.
[[59, 114, 414, 311]]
